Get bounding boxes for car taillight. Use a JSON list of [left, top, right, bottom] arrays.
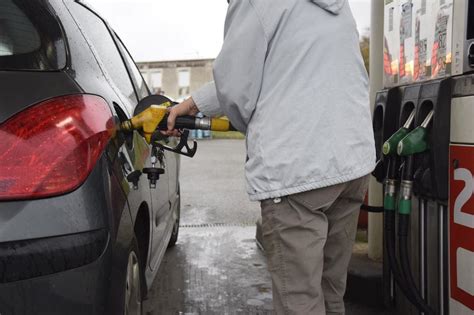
[[0, 94, 114, 200]]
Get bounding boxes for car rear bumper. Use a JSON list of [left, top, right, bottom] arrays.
[[0, 230, 112, 315], [0, 157, 110, 243]]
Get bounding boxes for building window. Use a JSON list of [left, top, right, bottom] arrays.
[[178, 69, 190, 98], [150, 71, 163, 94]]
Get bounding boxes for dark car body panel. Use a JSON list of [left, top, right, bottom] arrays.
[[0, 72, 80, 124], [0, 0, 180, 313], [0, 229, 109, 283], [0, 157, 111, 243], [0, 237, 112, 315]]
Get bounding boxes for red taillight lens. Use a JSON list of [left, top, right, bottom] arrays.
[[0, 95, 114, 200]]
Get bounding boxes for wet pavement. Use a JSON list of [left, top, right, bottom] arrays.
[[144, 139, 388, 314], [177, 140, 259, 227], [144, 226, 273, 314]]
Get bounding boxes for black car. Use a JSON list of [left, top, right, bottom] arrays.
[[0, 1, 181, 314]]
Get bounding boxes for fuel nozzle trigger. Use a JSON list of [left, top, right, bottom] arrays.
[[153, 130, 197, 158]]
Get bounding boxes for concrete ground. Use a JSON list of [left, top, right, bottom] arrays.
[[144, 139, 388, 314]]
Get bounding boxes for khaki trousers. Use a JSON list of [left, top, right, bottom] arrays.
[[260, 176, 370, 315]]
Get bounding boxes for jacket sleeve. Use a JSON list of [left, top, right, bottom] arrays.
[[191, 81, 223, 117], [211, 0, 268, 132]]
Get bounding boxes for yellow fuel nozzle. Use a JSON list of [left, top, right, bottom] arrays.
[[120, 101, 237, 144], [120, 102, 171, 143]]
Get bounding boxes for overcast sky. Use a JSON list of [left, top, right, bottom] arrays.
[[86, 0, 371, 62]]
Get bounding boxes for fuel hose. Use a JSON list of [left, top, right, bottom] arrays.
[[380, 110, 434, 313], [158, 115, 237, 132], [384, 157, 429, 311], [397, 156, 435, 315]]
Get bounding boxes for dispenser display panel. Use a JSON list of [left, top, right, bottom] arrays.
[[384, 0, 401, 87], [384, 0, 454, 87], [452, 0, 474, 76]]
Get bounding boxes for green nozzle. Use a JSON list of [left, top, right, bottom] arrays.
[[397, 126, 429, 156], [397, 110, 434, 156], [382, 110, 416, 156], [383, 128, 410, 155]]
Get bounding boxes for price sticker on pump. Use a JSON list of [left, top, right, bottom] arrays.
[[450, 144, 474, 312]]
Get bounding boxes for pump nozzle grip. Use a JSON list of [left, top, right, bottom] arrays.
[[382, 110, 416, 156], [383, 128, 410, 156], [397, 110, 434, 156], [397, 127, 430, 156]]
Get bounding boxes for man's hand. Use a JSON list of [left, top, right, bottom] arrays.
[[164, 97, 200, 137]]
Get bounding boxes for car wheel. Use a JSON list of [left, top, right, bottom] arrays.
[[124, 239, 143, 315], [168, 189, 180, 248]]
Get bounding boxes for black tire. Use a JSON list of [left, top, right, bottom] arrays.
[[124, 238, 143, 315], [134, 222, 149, 299], [168, 190, 180, 248]]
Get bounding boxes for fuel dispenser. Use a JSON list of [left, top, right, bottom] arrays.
[[374, 1, 474, 314], [449, 75, 474, 314]]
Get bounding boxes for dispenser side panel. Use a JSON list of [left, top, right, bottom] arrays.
[[449, 144, 474, 313]]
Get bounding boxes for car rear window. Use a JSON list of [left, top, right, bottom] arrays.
[[0, 0, 66, 71]]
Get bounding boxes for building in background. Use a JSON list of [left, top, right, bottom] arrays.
[[137, 58, 214, 102]]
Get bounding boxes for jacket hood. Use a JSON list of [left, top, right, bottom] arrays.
[[310, 0, 345, 14]]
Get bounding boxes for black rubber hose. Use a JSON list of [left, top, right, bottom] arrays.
[[384, 157, 434, 313], [398, 214, 436, 315], [388, 156, 399, 180], [402, 156, 415, 181], [384, 211, 425, 309]]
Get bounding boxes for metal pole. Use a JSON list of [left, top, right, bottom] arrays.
[[368, 0, 384, 261]]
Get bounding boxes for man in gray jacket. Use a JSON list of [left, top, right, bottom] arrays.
[[167, 0, 375, 314]]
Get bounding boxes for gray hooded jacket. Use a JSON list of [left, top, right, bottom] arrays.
[[192, 0, 375, 201]]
